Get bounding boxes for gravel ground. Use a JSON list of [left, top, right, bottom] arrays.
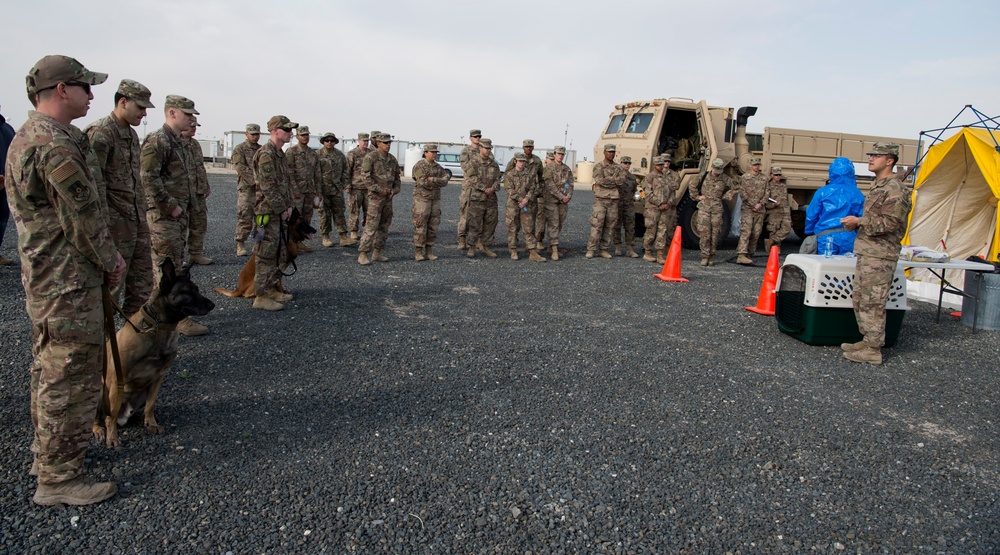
[[1, 172, 997, 554]]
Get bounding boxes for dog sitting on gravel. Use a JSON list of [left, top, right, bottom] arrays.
[[93, 258, 215, 447], [214, 207, 316, 299]]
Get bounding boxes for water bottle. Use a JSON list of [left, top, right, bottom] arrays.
[[521, 204, 528, 213], [824, 235, 833, 258]]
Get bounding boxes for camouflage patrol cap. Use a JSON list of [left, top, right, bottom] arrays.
[[469, 129, 482, 137], [117, 79, 154, 108], [375, 133, 392, 143], [297, 126, 311, 136], [357, 132, 370, 140], [164, 95, 199, 115], [749, 156, 762, 165], [321, 132, 339, 143], [621, 156, 632, 164], [424, 143, 439, 153], [554, 146, 566, 154], [604, 143, 617, 152], [546, 152, 555, 160], [711, 158, 725, 169], [479, 138, 493, 149], [652, 155, 665, 165], [867, 142, 900, 158], [523, 139, 535, 147], [770, 166, 783, 175], [246, 123, 261, 134], [26, 55, 108, 94], [513, 152, 527, 161], [266, 115, 298, 132], [370, 130, 381, 140]]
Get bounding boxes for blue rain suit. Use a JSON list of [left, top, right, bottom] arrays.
[[805, 157, 866, 254]]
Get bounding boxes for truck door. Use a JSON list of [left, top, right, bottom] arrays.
[[696, 100, 719, 169]]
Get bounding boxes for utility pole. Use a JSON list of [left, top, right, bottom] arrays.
[[564, 124, 569, 148]]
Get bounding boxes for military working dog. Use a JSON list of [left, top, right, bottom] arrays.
[[94, 258, 215, 447], [214, 207, 316, 298]]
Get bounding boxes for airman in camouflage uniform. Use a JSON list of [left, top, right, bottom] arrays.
[[457, 129, 482, 249], [231, 123, 261, 256], [536, 151, 556, 247], [504, 139, 544, 256], [183, 117, 213, 265], [368, 130, 380, 153], [251, 115, 298, 311], [692, 157, 736, 266], [317, 132, 353, 247], [285, 125, 320, 252], [587, 144, 625, 259], [503, 152, 546, 262], [841, 143, 911, 365], [357, 133, 401, 265], [83, 79, 154, 316], [141, 94, 207, 335], [612, 156, 639, 257], [8, 55, 125, 505], [540, 146, 574, 260], [464, 138, 501, 259], [642, 156, 680, 263], [411, 143, 449, 261], [763, 165, 791, 253], [345, 132, 370, 239], [735, 157, 768, 264]]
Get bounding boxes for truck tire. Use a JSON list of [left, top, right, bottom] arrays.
[[678, 196, 732, 250]]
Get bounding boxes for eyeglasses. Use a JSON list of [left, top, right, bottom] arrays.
[[65, 81, 92, 94], [867, 153, 885, 159]]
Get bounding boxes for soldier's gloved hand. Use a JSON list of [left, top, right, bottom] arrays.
[[106, 252, 126, 287]]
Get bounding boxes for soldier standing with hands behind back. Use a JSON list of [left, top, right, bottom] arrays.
[[231, 124, 261, 256], [183, 117, 212, 266], [8, 55, 125, 505]]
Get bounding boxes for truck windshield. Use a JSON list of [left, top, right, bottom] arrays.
[[606, 114, 627, 135], [626, 113, 654, 134]]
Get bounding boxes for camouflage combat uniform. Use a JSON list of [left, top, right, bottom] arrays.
[[588, 160, 625, 254], [505, 153, 544, 249], [251, 141, 294, 296], [357, 149, 401, 254], [457, 143, 480, 246], [502, 166, 540, 251], [411, 158, 449, 248], [317, 146, 349, 237], [231, 139, 260, 243], [613, 171, 638, 250], [852, 175, 911, 349], [692, 171, 735, 260], [6, 110, 120, 486], [184, 137, 210, 259], [140, 124, 195, 283], [286, 142, 321, 228], [346, 144, 369, 235], [465, 153, 501, 250], [84, 112, 153, 315], [642, 167, 679, 255], [737, 170, 768, 256], [764, 175, 791, 250], [540, 159, 574, 250]]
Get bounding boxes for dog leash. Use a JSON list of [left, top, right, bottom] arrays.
[[278, 217, 299, 277], [101, 284, 126, 422], [104, 290, 165, 335]]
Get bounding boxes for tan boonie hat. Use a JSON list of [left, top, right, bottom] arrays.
[[469, 129, 482, 137], [266, 115, 298, 132], [652, 155, 665, 165], [867, 142, 900, 157], [771, 166, 783, 175], [711, 158, 725, 169], [513, 152, 527, 161], [26, 55, 108, 94], [164, 95, 199, 115], [246, 123, 261, 134], [621, 156, 632, 164], [357, 132, 370, 140], [297, 125, 311, 135], [604, 143, 616, 152], [321, 132, 339, 143], [554, 146, 566, 154], [117, 79, 154, 108], [479, 138, 493, 149], [749, 156, 762, 165], [523, 139, 534, 147], [375, 133, 392, 143], [424, 143, 439, 152]]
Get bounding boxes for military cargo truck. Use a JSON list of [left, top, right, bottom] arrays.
[[594, 98, 921, 248]]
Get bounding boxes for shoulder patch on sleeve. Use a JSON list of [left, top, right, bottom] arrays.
[[51, 160, 79, 183]]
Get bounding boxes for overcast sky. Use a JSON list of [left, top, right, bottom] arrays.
[[2, 0, 997, 156]]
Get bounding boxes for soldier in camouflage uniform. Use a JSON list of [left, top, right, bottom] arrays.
[[763, 165, 791, 253], [692, 158, 736, 266], [317, 132, 354, 247], [503, 152, 546, 262], [540, 146, 574, 260], [182, 117, 212, 265], [231, 123, 261, 256], [357, 133, 402, 265], [345, 132, 370, 239], [504, 140, 544, 256], [587, 144, 625, 259], [464, 138, 501, 259], [457, 129, 482, 250], [8, 55, 125, 505], [368, 131, 380, 153], [411, 143, 449, 261], [251, 115, 298, 311], [285, 126, 321, 252], [642, 156, 680, 264], [83, 79, 154, 316], [536, 151, 556, 248], [612, 156, 639, 258], [841, 143, 911, 365], [141, 94, 207, 335], [735, 157, 768, 265]]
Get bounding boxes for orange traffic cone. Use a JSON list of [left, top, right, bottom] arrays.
[[654, 226, 689, 283], [746, 245, 780, 315]]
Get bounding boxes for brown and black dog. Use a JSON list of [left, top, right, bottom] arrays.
[[94, 258, 215, 447], [215, 207, 316, 298]]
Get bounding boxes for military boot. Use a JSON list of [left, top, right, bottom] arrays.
[[654, 250, 664, 264], [457, 239, 467, 250], [415, 247, 426, 261], [373, 249, 389, 262], [466, 247, 476, 258], [841, 340, 867, 352], [177, 317, 208, 337], [736, 254, 753, 265], [322, 234, 334, 248], [700, 257, 709, 266], [189, 254, 214, 265], [350, 231, 359, 240], [599, 250, 613, 259], [528, 248, 547, 262], [626, 244, 639, 258], [235, 241, 249, 257], [480, 245, 497, 258], [708, 255, 716, 266], [763, 239, 773, 253], [358, 252, 372, 265], [643, 250, 657, 262], [297, 241, 314, 253], [585, 250, 595, 259], [843, 347, 883, 365], [614, 243, 622, 256], [267, 289, 293, 302], [33, 476, 117, 506], [339, 232, 357, 247], [29, 459, 38, 477], [509, 248, 519, 260], [550, 246, 559, 261], [253, 296, 285, 311], [425, 245, 439, 261]]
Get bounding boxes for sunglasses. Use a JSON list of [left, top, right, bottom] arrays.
[[622, 162, 632, 165], [277, 127, 293, 133], [65, 81, 92, 94], [322, 138, 336, 143]]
